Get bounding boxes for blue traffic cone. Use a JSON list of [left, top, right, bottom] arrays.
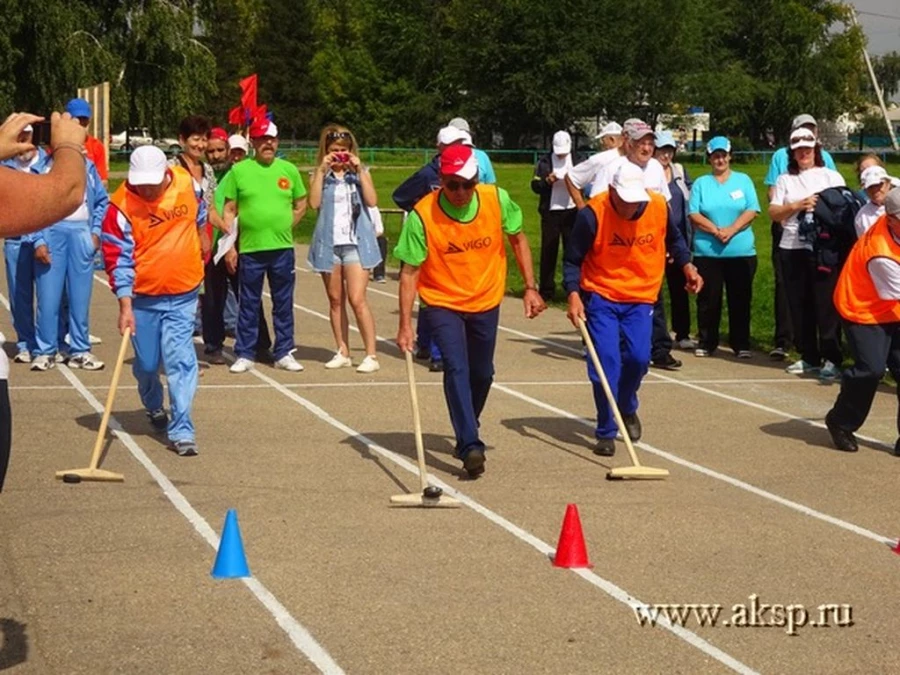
[[211, 509, 250, 579]]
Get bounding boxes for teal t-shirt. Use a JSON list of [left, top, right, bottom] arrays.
[[221, 158, 307, 253], [688, 171, 760, 258], [394, 187, 522, 266]]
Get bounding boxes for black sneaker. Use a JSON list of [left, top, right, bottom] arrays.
[[593, 438, 616, 457], [429, 359, 443, 372], [170, 440, 199, 457], [892, 438, 900, 457], [148, 408, 168, 432], [622, 413, 642, 442], [414, 347, 431, 361], [825, 417, 858, 452], [769, 347, 787, 361], [651, 353, 682, 370], [463, 447, 485, 477]]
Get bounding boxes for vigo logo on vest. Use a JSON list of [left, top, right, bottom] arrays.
[[148, 204, 189, 227], [445, 236, 492, 254], [609, 232, 654, 247]]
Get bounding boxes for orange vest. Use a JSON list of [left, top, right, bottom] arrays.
[[415, 185, 506, 313], [834, 215, 900, 324], [580, 192, 669, 303], [110, 167, 203, 297]]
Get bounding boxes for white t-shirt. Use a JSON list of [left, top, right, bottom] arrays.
[[549, 154, 575, 210], [567, 148, 621, 190], [369, 205, 384, 236], [332, 181, 357, 246], [590, 155, 672, 201], [855, 201, 884, 237], [771, 167, 845, 250]]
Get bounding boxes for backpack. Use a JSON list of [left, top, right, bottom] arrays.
[[804, 186, 865, 274]]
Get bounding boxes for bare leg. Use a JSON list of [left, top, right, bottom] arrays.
[[322, 267, 349, 356], [344, 263, 377, 356]]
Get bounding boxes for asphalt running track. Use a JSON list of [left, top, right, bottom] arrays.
[[1, 244, 899, 674]]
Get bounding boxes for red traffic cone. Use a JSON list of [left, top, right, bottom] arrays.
[[892, 539, 900, 556], [553, 504, 591, 568]]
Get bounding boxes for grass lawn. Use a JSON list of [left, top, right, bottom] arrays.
[[110, 159, 863, 353]]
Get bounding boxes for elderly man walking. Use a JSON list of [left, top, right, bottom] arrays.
[[221, 119, 307, 373], [395, 145, 546, 478], [102, 146, 207, 456]]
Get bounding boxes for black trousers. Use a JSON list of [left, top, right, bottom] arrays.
[[694, 256, 757, 353], [372, 235, 388, 280], [539, 208, 576, 299], [651, 291, 673, 360], [827, 321, 900, 433], [665, 262, 691, 341], [771, 222, 793, 350], [201, 256, 271, 353], [779, 248, 842, 366], [0, 379, 10, 492]]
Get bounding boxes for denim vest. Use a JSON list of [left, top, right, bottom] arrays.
[[307, 171, 383, 272]]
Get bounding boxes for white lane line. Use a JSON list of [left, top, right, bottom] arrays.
[[278, 288, 900, 549], [0, 291, 345, 675], [493, 384, 895, 547], [231, 352, 757, 675]]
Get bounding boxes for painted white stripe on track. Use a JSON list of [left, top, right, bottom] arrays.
[[0, 291, 345, 675], [232, 351, 758, 675]]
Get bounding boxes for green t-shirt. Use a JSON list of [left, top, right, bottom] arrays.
[[394, 187, 523, 266], [221, 158, 307, 253]]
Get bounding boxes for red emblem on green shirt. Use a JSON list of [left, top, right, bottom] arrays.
[[278, 177, 290, 190]]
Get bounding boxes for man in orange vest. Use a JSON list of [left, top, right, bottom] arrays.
[[395, 144, 546, 477], [101, 146, 206, 457], [826, 188, 900, 454], [565, 162, 702, 456]]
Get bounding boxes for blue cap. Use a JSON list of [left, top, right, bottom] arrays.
[[706, 136, 731, 154], [655, 131, 677, 149], [65, 98, 92, 119]]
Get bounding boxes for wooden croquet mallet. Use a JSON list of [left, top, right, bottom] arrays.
[[55, 327, 132, 484], [390, 350, 460, 507], [577, 317, 669, 480]]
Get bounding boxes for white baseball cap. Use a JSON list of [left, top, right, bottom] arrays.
[[596, 122, 623, 139], [885, 187, 900, 218], [791, 114, 817, 131], [552, 130, 571, 155], [437, 125, 471, 147], [228, 134, 249, 153], [861, 165, 890, 190], [610, 162, 650, 203], [448, 117, 470, 134], [789, 128, 817, 149], [128, 146, 168, 186]]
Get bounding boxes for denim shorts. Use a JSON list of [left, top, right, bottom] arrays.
[[332, 244, 361, 266]]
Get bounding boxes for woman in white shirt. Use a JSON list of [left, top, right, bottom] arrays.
[[768, 128, 846, 379], [855, 166, 898, 237]]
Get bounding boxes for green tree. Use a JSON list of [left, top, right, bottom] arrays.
[[872, 51, 900, 100]]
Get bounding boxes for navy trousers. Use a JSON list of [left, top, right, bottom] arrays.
[[235, 249, 295, 360]]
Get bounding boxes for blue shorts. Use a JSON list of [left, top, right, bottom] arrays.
[[332, 244, 361, 266]]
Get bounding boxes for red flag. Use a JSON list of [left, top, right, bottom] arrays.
[[228, 105, 243, 126], [250, 104, 268, 126], [239, 74, 258, 122]]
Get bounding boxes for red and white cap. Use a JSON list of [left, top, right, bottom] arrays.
[[249, 119, 278, 139], [440, 144, 478, 180]]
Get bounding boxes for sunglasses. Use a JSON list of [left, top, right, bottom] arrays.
[[445, 179, 477, 191], [327, 131, 351, 141]]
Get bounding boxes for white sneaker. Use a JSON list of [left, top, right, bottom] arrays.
[[356, 355, 380, 373], [68, 352, 105, 370], [13, 350, 31, 364], [676, 338, 698, 349], [54, 351, 69, 364], [30, 355, 55, 371], [89, 334, 102, 345], [694, 348, 709, 357], [324, 352, 353, 369], [819, 360, 840, 380], [274, 352, 304, 372], [229, 357, 254, 373], [786, 359, 817, 375]]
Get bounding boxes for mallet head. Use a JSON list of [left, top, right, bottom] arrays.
[[423, 485, 443, 499]]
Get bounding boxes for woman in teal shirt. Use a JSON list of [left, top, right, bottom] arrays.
[[688, 137, 761, 358]]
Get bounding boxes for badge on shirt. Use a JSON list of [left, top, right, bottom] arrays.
[[278, 177, 291, 190], [730, 190, 744, 200]]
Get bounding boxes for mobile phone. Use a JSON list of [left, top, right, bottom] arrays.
[[335, 152, 350, 163], [30, 120, 52, 147]]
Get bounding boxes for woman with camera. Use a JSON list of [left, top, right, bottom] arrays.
[[307, 124, 382, 373]]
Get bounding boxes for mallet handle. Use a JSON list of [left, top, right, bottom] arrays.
[[577, 318, 643, 468], [86, 327, 132, 470], [404, 350, 430, 492]]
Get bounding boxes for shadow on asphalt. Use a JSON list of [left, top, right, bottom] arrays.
[[501, 416, 613, 469], [505, 335, 584, 362], [74, 409, 170, 451], [0, 617, 28, 669], [341, 431, 476, 486], [759, 418, 897, 455]]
